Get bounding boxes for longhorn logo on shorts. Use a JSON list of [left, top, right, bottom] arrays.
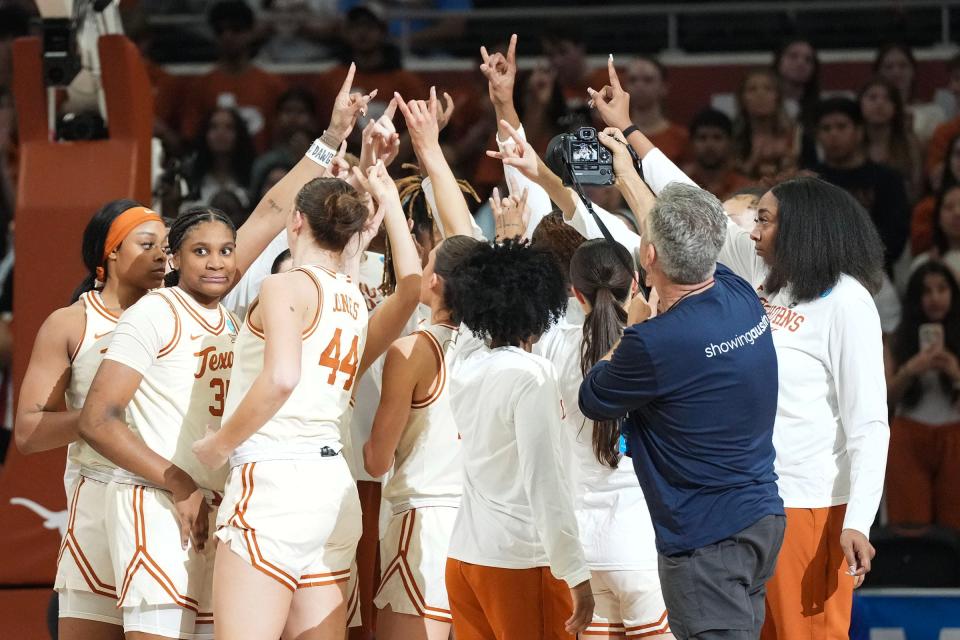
[[10, 497, 68, 535]]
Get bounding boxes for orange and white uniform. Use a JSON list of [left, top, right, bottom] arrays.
[[216, 265, 367, 593], [374, 323, 462, 623], [102, 286, 238, 640], [535, 301, 669, 638], [55, 291, 123, 625]]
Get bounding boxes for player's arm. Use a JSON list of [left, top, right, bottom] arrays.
[[352, 162, 423, 377], [231, 62, 376, 289], [193, 274, 305, 466], [80, 358, 211, 551], [15, 306, 81, 454], [363, 337, 423, 477]]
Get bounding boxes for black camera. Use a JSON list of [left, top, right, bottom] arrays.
[[545, 127, 614, 186]]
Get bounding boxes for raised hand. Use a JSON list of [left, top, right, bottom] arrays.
[[328, 62, 378, 143], [597, 128, 637, 178], [491, 184, 530, 241], [588, 55, 631, 131], [480, 33, 517, 107], [352, 160, 401, 208], [526, 62, 557, 107], [486, 119, 539, 180], [395, 90, 441, 155], [360, 99, 401, 172], [435, 89, 456, 133]]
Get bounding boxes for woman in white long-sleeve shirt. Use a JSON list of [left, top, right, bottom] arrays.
[[443, 239, 594, 639]]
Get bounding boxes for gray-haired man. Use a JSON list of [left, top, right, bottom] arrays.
[[580, 183, 785, 640]]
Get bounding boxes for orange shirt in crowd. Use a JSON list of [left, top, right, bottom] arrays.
[[314, 65, 427, 129], [926, 116, 960, 174], [145, 60, 183, 133], [683, 164, 753, 201], [648, 123, 689, 165], [911, 195, 936, 256], [180, 65, 288, 152]]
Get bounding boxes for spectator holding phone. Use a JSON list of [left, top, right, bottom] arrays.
[[885, 261, 960, 530]]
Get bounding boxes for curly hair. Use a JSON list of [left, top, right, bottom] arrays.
[[530, 211, 587, 288], [444, 238, 568, 347]]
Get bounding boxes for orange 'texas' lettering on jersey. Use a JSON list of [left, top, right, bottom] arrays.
[[760, 298, 806, 333], [194, 346, 235, 379], [333, 293, 361, 320]]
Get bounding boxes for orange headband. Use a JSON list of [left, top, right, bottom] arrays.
[[95, 206, 164, 282]]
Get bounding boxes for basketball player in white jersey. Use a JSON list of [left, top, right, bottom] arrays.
[[76, 208, 250, 640], [562, 240, 671, 639], [16, 201, 166, 640], [190, 162, 409, 640], [362, 234, 479, 640]]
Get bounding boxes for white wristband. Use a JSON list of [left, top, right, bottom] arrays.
[[306, 138, 337, 168]]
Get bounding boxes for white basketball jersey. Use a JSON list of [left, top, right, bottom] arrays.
[[64, 291, 119, 493], [228, 265, 369, 465], [382, 324, 462, 514], [111, 287, 238, 492]]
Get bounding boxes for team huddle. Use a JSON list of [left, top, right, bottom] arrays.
[[15, 33, 889, 640]]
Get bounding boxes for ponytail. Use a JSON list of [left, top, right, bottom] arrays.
[[570, 239, 634, 468]]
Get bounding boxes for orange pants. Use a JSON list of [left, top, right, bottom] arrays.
[[760, 505, 853, 640], [445, 559, 574, 640], [885, 416, 960, 530], [348, 480, 381, 640]]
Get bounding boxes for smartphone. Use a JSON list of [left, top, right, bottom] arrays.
[[919, 323, 945, 351]]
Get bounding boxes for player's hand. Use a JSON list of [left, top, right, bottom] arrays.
[[491, 183, 529, 241], [352, 160, 400, 208], [565, 579, 595, 634], [435, 89, 456, 133], [395, 90, 441, 155], [597, 128, 637, 180], [327, 62, 378, 143], [192, 426, 230, 470], [169, 470, 210, 552], [486, 120, 539, 181], [588, 55, 631, 131], [479, 33, 517, 107], [359, 100, 400, 172], [840, 528, 876, 589]]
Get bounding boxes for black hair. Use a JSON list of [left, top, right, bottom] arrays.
[[191, 107, 255, 192], [444, 239, 567, 347], [276, 86, 317, 117], [939, 133, 960, 192], [164, 207, 237, 287], [271, 248, 292, 274], [932, 183, 960, 255], [0, 6, 30, 39], [569, 239, 633, 468], [772, 37, 821, 124], [858, 77, 917, 183], [891, 261, 960, 407], [208, 0, 255, 34], [765, 177, 884, 301], [530, 211, 587, 288], [814, 96, 863, 127], [689, 108, 734, 138], [71, 199, 143, 303]]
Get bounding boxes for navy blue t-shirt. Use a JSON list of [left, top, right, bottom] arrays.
[[579, 264, 783, 556]]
